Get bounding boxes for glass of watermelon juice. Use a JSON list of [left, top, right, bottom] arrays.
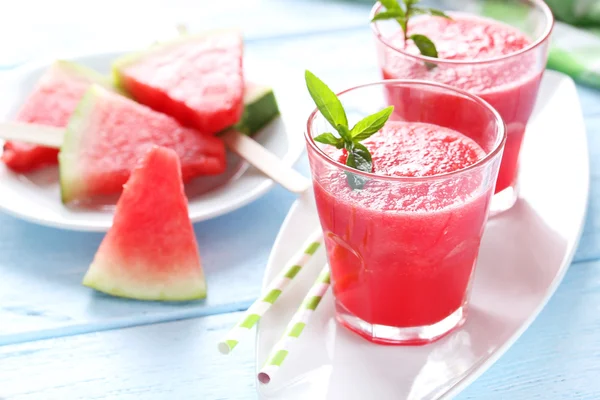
[[305, 80, 506, 345], [371, 0, 553, 214]]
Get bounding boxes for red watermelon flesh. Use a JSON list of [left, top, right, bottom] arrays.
[[113, 30, 244, 135], [82, 146, 207, 301], [59, 84, 226, 204], [2, 60, 113, 172]]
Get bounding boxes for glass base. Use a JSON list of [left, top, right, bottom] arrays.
[[489, 180, 519, 217], [335, 301, 467, 346]]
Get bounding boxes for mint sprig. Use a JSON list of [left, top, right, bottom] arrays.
[[372, 0, 450, 59], [305, 70, 393, 189]]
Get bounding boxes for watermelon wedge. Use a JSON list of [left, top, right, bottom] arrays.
[[234, 83, 280, 136], [113, 30, 244, 135], [2, 60, 113, 172], [83, 146, 207, 301], [59, 84, 226, 204]]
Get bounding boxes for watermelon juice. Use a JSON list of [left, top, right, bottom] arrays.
[[305, 80, 505, 345], [371, 0, 553, 213]]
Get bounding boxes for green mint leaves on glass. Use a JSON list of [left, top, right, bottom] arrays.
[[305, 70, 393, 189], [372, 0, 450, 59]]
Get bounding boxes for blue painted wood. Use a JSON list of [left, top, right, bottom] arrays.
[[0, 180, 298, 345], [1, 2, 600, 397], [573, 86, 600, 263], [0, 0, 372, 70], [0, 312, 258, 400], [1, 258, 599, 399], [0, 3, 373, 345], [0, 26, 383, 345], [1, 23, 600, 347]]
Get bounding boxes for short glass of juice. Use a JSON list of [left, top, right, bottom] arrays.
[[305, 80, 506, 345], [371, 0, 553, 214]]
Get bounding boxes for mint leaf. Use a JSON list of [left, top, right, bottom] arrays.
[[345, 143, 373, 190], [411, 7, 452, 19], [345, 172, 369, 190], [398, 18, 408, 35], [425, 8, 452, 18], [409, 34, 438, 58], [376, 0, 445, 61], [314, 132, 344, 149], [371, 9, 406, 22], [304, 71, 394, 189], [376, 0, 407, 35], [305, 70, 348, 133], [380, 0, 402, 11], [350, 106, 394, 141], [406, 7, 425, 17], [346, 143, 373, 173], [337, 124, 352, 143]]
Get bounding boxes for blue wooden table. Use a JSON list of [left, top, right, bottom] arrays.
[[1, 1, 600, 398]]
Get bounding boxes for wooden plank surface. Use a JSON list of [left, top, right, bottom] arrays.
[[0, 25, 391, 344], [0, 20, 370, 345], [1, 25, 600, 346], [0, 312, 257, 400], [0, 180, 298, 344], [1, 1, 600, 398], [0, 0, 372, 69], [1, 258, 599, 399]]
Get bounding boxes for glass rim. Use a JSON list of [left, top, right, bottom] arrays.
[[369, 0, 554, 66], [305, 79, 507, 183]]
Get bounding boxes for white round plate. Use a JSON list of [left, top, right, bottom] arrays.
[[0, 51, 305, 231], [255, 71, 589, 399]]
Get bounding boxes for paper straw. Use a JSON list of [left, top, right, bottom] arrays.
[[257, 265, 331, 385], [218, 230, 324, 355]]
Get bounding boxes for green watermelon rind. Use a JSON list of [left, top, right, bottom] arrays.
[[111, 53, 141, 92], [82, 258, 207, 301], [233, 84, 280, 136], [58, 85, 102, 204], [111, 29, 242, 93], [58, 82, 278, 203], [111, 30, 281, 136], [53, 59, 115, 90]]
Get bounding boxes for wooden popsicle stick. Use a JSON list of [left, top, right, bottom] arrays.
[[0, 122, 63, 148], [221, 129, 311, 194], [0, 122, 312, 194]]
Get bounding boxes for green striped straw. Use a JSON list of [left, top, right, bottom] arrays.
[[218, 230, 324, 355], [258, 265, 331, 385]]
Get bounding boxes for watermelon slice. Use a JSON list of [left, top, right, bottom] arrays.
[[113, 30, 244, 135], [59, 85, 226, 204], [234, 83, 280, 136], [2, 60, 113, 172], [82, 146, 207, 301]]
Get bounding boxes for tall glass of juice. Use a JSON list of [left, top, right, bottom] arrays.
[[305, 80, 506, 345], [371, 0, 553, 214]]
